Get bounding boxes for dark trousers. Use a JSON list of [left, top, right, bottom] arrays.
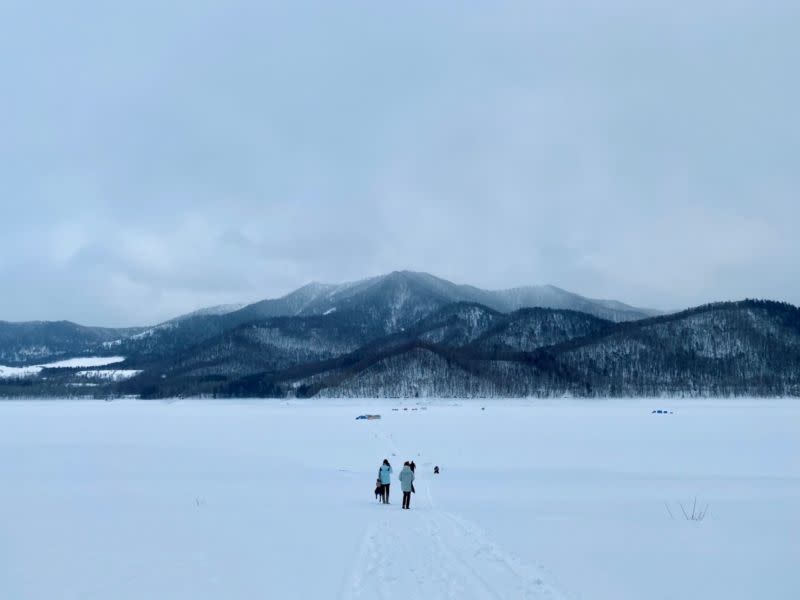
[[382, 484, 390, 504], [402, 491, 411, 509]]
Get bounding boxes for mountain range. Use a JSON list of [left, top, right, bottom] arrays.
[[1, 271, 798, 398]]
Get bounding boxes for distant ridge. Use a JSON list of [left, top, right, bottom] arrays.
[[7, 276, 798, 399], [231, 271, 660, 325]]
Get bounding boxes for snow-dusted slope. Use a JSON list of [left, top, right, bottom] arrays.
[[0, 321, 143, 365], [0, 272, 660, 369], [299, 300, 800, 399], [230, 271, 659, 325], [168, 303, 248, 322], [490, 283, 662, 321]]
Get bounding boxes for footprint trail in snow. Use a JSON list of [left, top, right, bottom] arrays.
[[343, 487, 564, 600], [344, 423, 566, 600]]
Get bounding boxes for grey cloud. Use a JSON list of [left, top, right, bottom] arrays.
[[1, 1, 798, 326]]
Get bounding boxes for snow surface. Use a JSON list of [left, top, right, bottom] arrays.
[[129, 323, 175, 340], [39, 356, 126, 368], [75, 369, 143, 381], [0, 365, 43, 378], [0, 357, 127, 379], [0, 399, 797, 600]]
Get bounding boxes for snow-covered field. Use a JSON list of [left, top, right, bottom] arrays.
[[0, 399, 797, 600], [39, 356, 126, 369], [0, 365, 43, 378], [75, 369, 143, 381], [0, 356, 127, 379]]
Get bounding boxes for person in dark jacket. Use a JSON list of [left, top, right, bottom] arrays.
[[409, 460, 416, 473], [399, 462, 415, 509], [378, 459, 392, 504]]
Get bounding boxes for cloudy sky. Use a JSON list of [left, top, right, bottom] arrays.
[[1, 1, 798, 326]]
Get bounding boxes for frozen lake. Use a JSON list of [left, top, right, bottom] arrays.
[[1, 399, 798, 599]]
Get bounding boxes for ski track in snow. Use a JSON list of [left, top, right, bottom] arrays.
[[342, 483, 564, 600], [343, 424, 566, 600]]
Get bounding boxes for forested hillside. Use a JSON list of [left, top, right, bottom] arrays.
[[1, 273, 797, 398], [121, 300, 800, 399]]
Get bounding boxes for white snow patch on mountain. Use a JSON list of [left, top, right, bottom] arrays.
[[130, 323, 176, 340], [0, 356, 127, 378], [0, 365, 43, 379], [40, 356, 126, 368], [76, 369, 142, 381]]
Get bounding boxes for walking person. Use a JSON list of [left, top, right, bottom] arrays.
[[379, 459, 393, 504], [399, 461, 415, 510]]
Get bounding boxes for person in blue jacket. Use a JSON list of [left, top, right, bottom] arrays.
[[378, 459, 393, 504], [399, 462, 415, 509]]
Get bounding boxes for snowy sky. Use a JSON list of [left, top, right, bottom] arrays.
[[1, 1, 798, 326]]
